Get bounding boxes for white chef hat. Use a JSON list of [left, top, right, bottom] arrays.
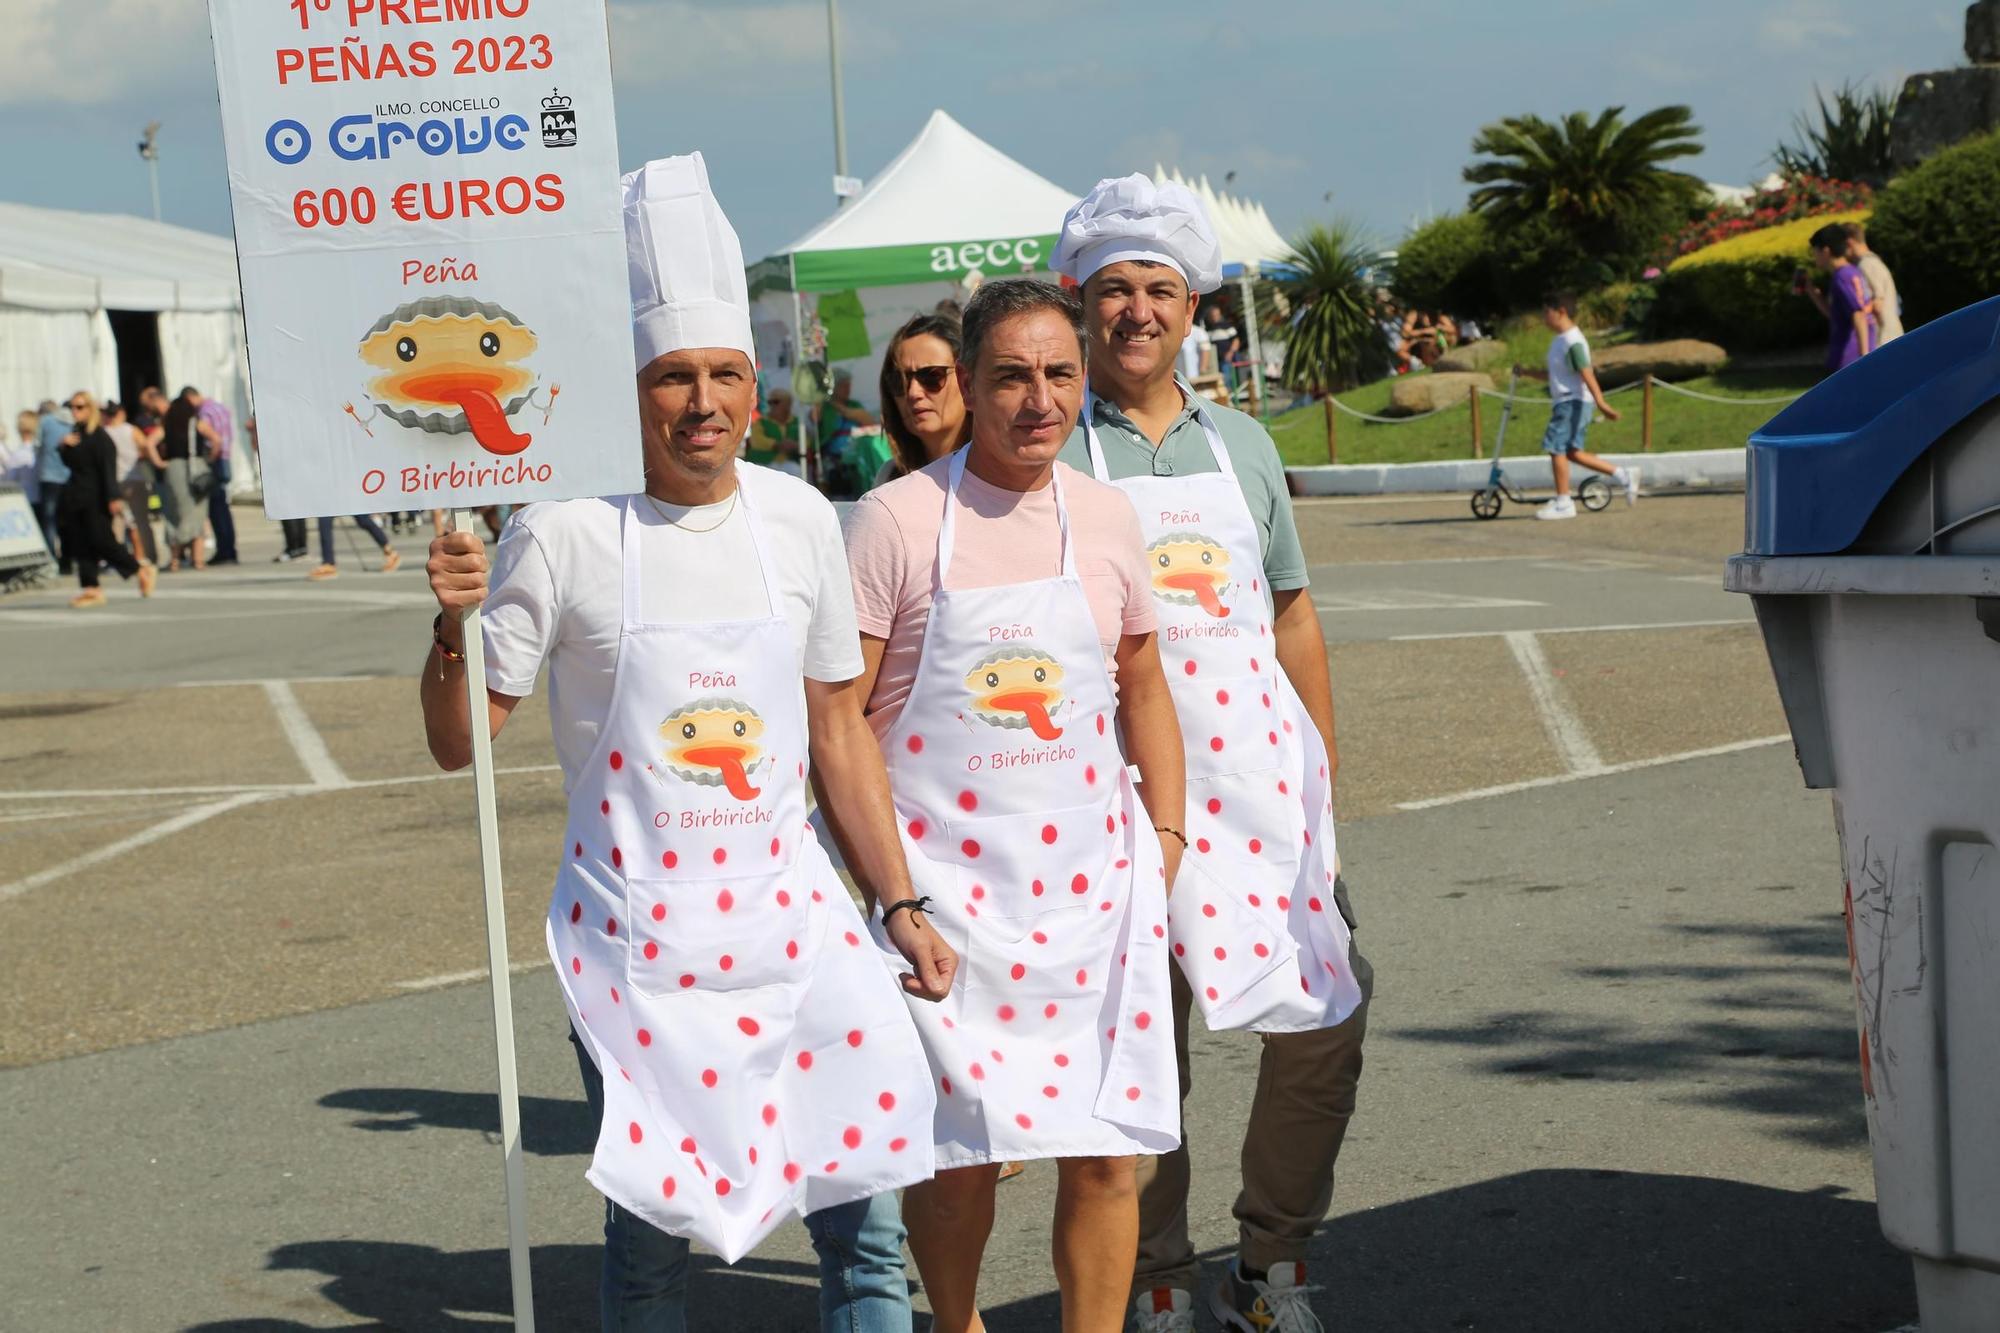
[[1051, 174, 1223, 294], [623, 152, 754, 370]]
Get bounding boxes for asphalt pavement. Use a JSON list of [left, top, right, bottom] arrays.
[[0, 494, 1916, 1331]]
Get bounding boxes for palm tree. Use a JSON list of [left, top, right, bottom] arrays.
[[1271, 221, 1390, 395], [1773, 82, 1897, 187], [1464, 105, 1705, 261]]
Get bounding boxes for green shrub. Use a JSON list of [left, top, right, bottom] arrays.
[[1392, 213, 1502, 318], [1579, 281, 1654, 331], [1649, 210, 1869, 349], [1868, 128, 2000, 326]]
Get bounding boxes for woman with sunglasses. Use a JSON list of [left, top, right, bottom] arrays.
[[56, 393, 155, 608], [871, 312, 970, 489]]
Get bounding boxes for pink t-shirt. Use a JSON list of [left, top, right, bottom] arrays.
[[845, 457, 1158, 737]]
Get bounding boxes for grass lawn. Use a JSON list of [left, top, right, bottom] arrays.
[[1266, 364, 1820, 468]]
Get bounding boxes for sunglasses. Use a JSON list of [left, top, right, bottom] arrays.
[[893, 365, 952, 395], [69, 400, 92, 412]]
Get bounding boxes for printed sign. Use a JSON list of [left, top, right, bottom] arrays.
[[208, 0, 641, 519]]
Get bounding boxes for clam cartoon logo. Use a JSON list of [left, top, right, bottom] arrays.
[[964, 646, 1067, 742], [659, 697, 767, 801], [1147, 530, 1231, 618], [343, 296, 560, 457]]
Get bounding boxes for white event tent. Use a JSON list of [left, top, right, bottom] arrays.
[[0, 202, 253, 491], [748, 109, 1079, 405], [1152, 166, 1297, 400], [1152, 165, 1294, 277]]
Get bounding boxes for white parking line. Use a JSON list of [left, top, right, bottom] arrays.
[[1394, 735, 1791, 811], [1391, 616, 1754, 642], [394, 958, 542, 992], [261, 680, 350, 789], [0, 792, 272, 901], [176, 674, 386, 688], [1504, 631, 1603, 774], [1315, 591, 1547, 613], [0, 763, 560, 802]]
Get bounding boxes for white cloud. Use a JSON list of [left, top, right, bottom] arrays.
[[1, 0, 208, 107], [1757, 0, 1857, 53]]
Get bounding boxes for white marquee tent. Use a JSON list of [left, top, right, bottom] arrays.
[[0, 202, 253, 491], [1152, 165, 1294, 277], [748, 109, 1079, 407]]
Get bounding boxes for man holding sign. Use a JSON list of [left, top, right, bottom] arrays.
[[420, 155, 954, 1327]]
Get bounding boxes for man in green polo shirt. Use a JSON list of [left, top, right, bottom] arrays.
[[1055, 173, 1372, 1333]]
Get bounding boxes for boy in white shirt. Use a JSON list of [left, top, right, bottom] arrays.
[[1535, 294, 1637, 520]]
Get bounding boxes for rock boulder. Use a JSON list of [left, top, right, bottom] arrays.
[[1590, 339, 1727, 388], [1969, 0, 2000, 65], [1387, 371, 1492, 415], [1434, 339, 1509, 373]]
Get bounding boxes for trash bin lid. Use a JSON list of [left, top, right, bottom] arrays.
[[1745, 295, 2000, 556]]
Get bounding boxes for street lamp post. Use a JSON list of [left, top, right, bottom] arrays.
[[138, 121, 162, 222], [825, 0, 849, 205]]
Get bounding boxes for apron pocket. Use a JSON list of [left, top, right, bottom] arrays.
[[944, 799, 1126, 923], [1172, 672, 1284, 781], [1167, 854, 1293, 1011], [624, 875, 812, 999]]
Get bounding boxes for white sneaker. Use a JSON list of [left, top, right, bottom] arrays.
[[1534, 497, 1577, 521], [1210, 1261, 1326, 1332], [1131, 1286, 1194, 1332], [1622, 465, 1642, 505]]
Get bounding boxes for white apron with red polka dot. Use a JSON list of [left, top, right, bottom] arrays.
[[872, 448, 1180, 1169], [1085, 393, 1363, 1034], [547, 490, 936, 1264]]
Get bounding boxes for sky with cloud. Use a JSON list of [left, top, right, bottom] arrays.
[[1, 0, 1965, 260]]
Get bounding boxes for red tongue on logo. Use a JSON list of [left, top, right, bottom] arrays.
[[1163, 570, 1229, 618], [441, 385, 532, 456], [685, 746, 761, 801], [992, 691, 1063, 741]]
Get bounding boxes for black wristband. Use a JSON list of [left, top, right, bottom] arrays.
[[881, 895, 932, 925]]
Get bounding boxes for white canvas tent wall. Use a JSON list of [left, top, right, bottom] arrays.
[[750, 110, 1078, 417], [0, 202, 253, 492]]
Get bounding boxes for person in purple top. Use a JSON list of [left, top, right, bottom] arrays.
[[1801, 222, 1876, 372]]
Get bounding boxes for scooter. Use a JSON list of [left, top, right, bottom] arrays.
[[1469, 370, 1614, 520]]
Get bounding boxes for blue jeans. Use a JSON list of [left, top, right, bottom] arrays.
[[569, 1029, 913, 1333], [207, 455, 238, 560], [1541, 398, 1594, 455], [317, 513, 389, 565]]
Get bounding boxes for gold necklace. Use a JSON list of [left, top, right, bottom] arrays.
[[645, 485, 738, 533]]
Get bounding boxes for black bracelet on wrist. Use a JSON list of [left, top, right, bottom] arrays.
[[882, 895, 932, 925], [432, 611, 467, 663]]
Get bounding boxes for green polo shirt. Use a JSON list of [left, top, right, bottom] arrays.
[[1058, 387, 1309, 594]]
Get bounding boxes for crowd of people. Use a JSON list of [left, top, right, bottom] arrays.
[[4, 385, 241, 606], [2, 389, 435, 603], [418, 159, 1363, 1333]]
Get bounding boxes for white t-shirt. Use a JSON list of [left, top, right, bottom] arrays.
[[1176, 323, 1211, 381], [105, 422, 143, 483], [1546, 325, 1591, 403], [481, 462, 864, 791]]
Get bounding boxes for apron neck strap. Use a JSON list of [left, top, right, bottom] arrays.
[[1082, 384, 1239, 484], [938, 446, 1076, 593], [622, 471, 777, 623]]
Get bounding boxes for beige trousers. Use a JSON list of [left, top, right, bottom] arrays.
[[1133, 876, 1373, 1294]]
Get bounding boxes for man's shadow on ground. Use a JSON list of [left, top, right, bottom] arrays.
[[183, 1168, 1913, 1332]]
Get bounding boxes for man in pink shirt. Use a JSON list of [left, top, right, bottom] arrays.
[[844, 399, 1160, 732], [838, 278, 1189, 1331]]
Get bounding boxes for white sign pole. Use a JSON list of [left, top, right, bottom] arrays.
[[452, 508, 535, 1330]]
